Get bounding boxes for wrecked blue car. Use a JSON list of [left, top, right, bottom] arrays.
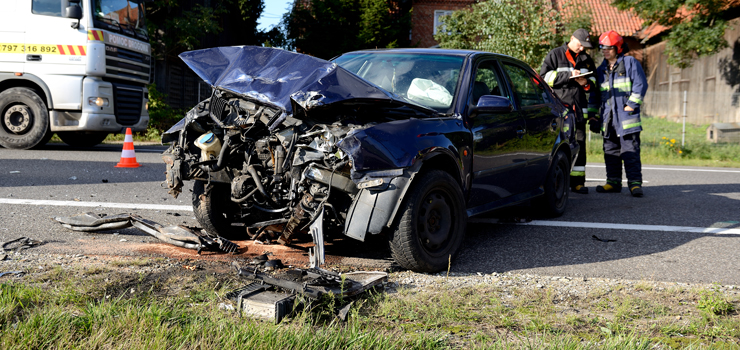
[[162, 46, 578, 272]]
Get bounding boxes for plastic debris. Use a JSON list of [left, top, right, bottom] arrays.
[[53, 212, 239, 253]]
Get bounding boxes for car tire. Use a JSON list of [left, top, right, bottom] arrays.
[[58, 131, 109, 147], [389, 170, 466, 273], [0, 87, 52, 149], [192, 180, 240, 238], [537, 149, 570, 217]]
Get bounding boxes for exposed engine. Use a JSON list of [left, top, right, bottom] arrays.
[[162, 89, 366, 260]]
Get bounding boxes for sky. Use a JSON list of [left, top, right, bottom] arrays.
[[258, 0, 292, 31]]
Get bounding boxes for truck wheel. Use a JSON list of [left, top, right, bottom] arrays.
[[536, 150, 570, 217], [58, 131, 109, 147], [389, 170, 466, 273], [0, 87, 51, 149], [192, 180, 240, 238]]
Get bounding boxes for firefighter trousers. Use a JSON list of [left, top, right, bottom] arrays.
[[570, 121, 587, 188], [603, 123, 642, 187]]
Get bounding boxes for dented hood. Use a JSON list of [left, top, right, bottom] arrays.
[[179, 46, 429, 116]]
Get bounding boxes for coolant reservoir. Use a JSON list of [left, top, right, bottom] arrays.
[[194, 132, 222, 162]]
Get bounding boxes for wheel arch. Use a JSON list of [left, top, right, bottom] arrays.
[[0, 75, 53, 109], [553, 140, 574, 173], [343, 150, 467, 241], [417, 151, 464, 188]]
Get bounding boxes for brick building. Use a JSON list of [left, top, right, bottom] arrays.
[[410, 0, 474, 48]]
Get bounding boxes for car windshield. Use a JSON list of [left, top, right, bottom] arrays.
[[333, 52, 464, 112], [93, 0, 147, 39]]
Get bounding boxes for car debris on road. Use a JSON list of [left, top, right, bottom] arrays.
[[52, 212, 239, 253], [53, 211, 387, 324], [1, 237, 43, 253], [227, 260, 387, 323]]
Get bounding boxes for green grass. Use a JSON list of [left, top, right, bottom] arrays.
[[586, 116, 740, 167], [2, 265, 740, 350]]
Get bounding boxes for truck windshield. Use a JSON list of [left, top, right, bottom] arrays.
[[92, 0, 148, 40]]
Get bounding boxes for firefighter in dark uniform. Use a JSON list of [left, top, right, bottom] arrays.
[[595, 30, 648, 197], [540, 28, 599, 194]]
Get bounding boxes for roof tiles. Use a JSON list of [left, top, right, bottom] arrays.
[[557, 0, 644, 37]]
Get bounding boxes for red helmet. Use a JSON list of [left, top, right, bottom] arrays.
[[599, 30, 624, 53]]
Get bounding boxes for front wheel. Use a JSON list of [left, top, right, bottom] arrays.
[[536, 149, 570, 217], [0, 87, 51, 149], [389, 170, 466, 273], [58, 131, 109, 147], [192, 180, 241, 238]]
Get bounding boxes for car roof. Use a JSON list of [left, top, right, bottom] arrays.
[[338, 48, 519, 61]]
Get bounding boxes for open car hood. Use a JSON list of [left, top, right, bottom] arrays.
[[179, 46, 435, 116]]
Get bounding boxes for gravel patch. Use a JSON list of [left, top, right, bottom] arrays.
[[3, 251, 739, 300]]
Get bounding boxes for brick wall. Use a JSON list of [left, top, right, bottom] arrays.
[[411, 0, 475, 48]]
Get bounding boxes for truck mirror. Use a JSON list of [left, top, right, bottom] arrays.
[[66, 5, 82, 20]]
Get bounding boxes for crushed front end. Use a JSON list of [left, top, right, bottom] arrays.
[[161, 47, 438, 268]]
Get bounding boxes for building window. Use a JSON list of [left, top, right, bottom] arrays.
[[434, 10, 454, 35]]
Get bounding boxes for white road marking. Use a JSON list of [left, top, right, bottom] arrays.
[[3, 198, 739, 235], [0, 198, 192, 211], [587, 164, 740, 173], [468, 218, 740, 235], [585, 179, 650, 183]]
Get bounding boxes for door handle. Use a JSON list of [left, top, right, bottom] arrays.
[[26, 55, 41, 62]]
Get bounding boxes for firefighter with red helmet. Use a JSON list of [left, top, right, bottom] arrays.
[[540, 28, 599, 195], [595, 30, 648, 197]]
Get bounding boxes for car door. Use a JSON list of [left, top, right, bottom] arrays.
[[468, 59, 529, 207], [500, 61, 560, 190]]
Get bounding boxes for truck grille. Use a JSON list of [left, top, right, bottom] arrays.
[[105, 45, 151, 84], [112, 82, 144, 125]]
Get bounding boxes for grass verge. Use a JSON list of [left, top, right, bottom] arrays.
[[1, 261, 738, 349], [586, 116, 740, 167]]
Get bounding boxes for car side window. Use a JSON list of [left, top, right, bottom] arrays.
[[471, 60, 505, 105], [502, 63, 548, 107]]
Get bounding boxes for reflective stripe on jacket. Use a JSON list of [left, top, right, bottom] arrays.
[[539, 44, 597, 122], [596, 55, 648, 136]]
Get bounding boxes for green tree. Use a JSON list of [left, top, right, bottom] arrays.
[[284, 0, 361, 59], [283, 0, 411, 59], [434, 0, 561, 68], [359, 0, 411, 49], [612, 0, 729, 68], [559, 0, 594, 45], [146, 0, 224, 60], [146, 0, 273, 60]]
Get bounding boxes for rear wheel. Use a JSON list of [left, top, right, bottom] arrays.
[[0, 87, 51, 149], [537, 150, 570, 217], [192, 180, 241, 238], [389, 170, 466, 273], [58, 131, 109, 147]]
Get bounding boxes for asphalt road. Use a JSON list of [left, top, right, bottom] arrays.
[[1, 143, 739, 284]]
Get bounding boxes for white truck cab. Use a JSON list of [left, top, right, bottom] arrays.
[[0, 0, 151, 149]]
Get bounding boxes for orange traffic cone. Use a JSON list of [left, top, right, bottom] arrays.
[[115, 128, 141, 168]]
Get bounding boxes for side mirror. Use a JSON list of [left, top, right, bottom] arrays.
[[66, 5, 82, 20], [469, 95, 513, 118]]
